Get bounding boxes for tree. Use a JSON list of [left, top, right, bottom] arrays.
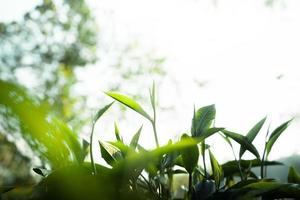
[[0, 0, 165, 185]]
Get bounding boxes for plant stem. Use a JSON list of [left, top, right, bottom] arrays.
[[90, 122, 97, 175], [203, 149, 207, 179], [261, 142, 267, 179], [152, 122, 159, 148], [168, 170, 173, 199], [150, 84, 159, 148], [188, 172, 192, 199], [229, 143, 244, 181], [151, 106, 159, 147]]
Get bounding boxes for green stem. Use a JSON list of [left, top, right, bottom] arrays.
[[89, 122, 97, 175], [188, 172, 192, 199], [151, 107, 159, 147], [152, 122, 159, 148], [229, 143, 244, 181], [168, 170, 173, 199], [203, 149, 207, 179], [261, 143, 267, 179]]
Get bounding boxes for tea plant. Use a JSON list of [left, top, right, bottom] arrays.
[[1, 80, 300, 200]]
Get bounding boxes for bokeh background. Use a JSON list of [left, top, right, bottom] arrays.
[[1, 0, 300, 186]]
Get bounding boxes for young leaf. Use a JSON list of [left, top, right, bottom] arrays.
[[80, 139, 89, 163], [99, 142, 115, 166], [222, 159, 283, 178], [105, 92, 152, 121], [288, 166, 300, 184], [222, 130, 260, 160], [209, 150, 223, 189], [113, 137, 200, 173], [114, 121, 122, 142], [266, 119, 292, 157], [179, 134, 199, 174], [198, 127, 224, 141], [109, 141, 134, 157], [130, 125, 143, 150], [93, 102, 114, 123], [99, 141, 122, 166], [191, 104, 216, 137], [149, 82, 156, 109], [240, 117, 267, 158]]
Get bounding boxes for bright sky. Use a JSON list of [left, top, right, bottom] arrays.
[[1, 0, 300, 162]]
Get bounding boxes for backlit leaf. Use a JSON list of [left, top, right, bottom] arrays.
[[240, 117, 266, 158], [114, 121, 122, 142], [222, 130, 260, 160], [105, 92, 152, 121], [191, 104, 216, 137], [130, 126, 143, 150], [288, 166, 300, 184], [93, 102, 114, 123], [209, 150, 223, 189], [180, 134, 199, 173], [266, 119, 292, 157]]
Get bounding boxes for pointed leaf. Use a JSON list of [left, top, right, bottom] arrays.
[[130, 126, 143, 150], [266, 119, 292, 156], [99, 141, 122, 166], [113, 138, 200, 173], [222, 130, 260, 159], [209, 150, 223, 189], [179, 134, 199, 174], [198, 127, 224, 141], [105, 92, 152, 121], [114, 121, 122, 142], [93, 102, 114, 123], [240, 117, 267, 158], [150, 82, 156, 109], [191, 104, 216, 137], [222, 159, 283, 178], [288, 166, 300, 184], [109, 141, 134, 157]]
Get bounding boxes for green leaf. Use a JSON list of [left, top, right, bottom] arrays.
[[130, 126, 143, 150], [240, 117, 266, 158], [222, 159, 283, 178], [99, 141, 122, 166], [266, 119, 292, 156], [94, 102, 114, 123], [149, 82, 156, 109], [222, 130, 260, 159], [109, 141, 134, 157], [191, 104, 216, 137], [198, 127, 224, 141], [288, 166, 300, 184], [105, 92, 152, 121], [240, 180, 300, 199], [114, 121, 122, 142], [161, 149, 179, 169], [0, 80, 83, 168], [113, 137, 200, 174], [209, 150, 223, 189], [180, 134, 199, 174]]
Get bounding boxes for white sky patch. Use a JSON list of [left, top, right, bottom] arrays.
[[1, 0, 300, 161]]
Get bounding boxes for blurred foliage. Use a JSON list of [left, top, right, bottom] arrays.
[[0, 133, 34, 187], [0, 0, 165, 188], [0, 0, 98, 130], [0, 80, 87, 168], [0, 80, 300, 199], [0, 0, 98, 187]]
